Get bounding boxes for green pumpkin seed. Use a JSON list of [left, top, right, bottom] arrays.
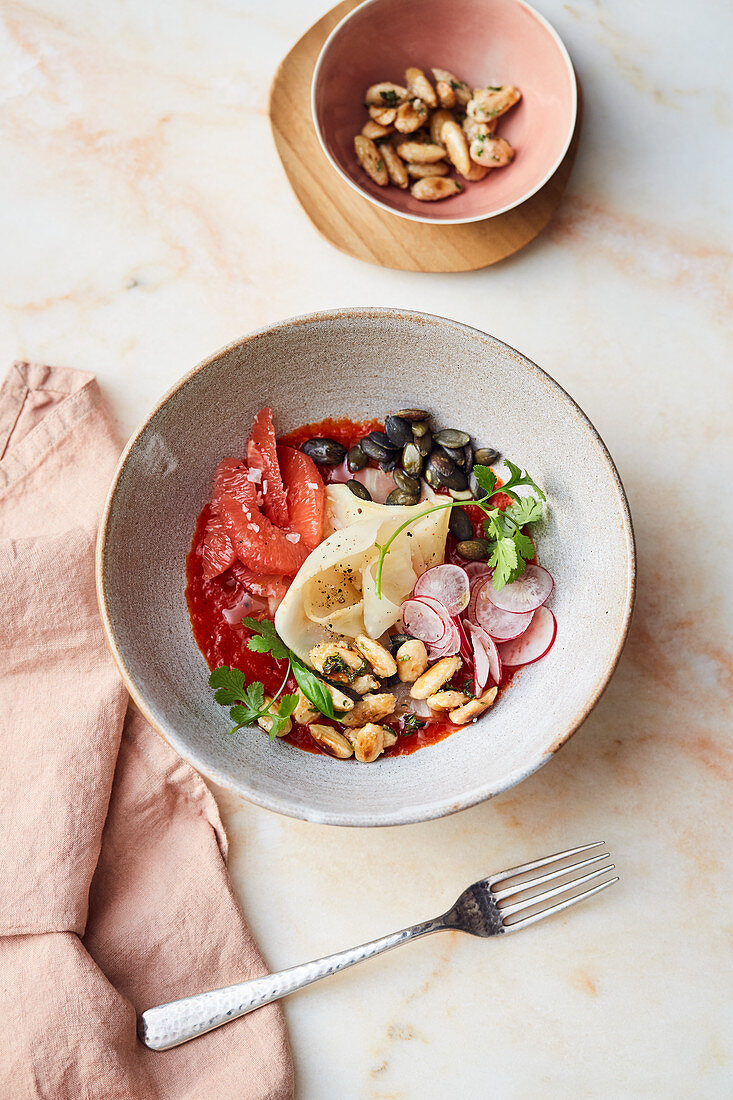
[[402, 442, 423, 476], [386, 487, 419, 506], [396, 408, 430, 422], [473, 447, 500, 466], [439, 444, 466, 466], [416, 429, 433, 457], [434, 428, 470, 448], [367, 430, 399, 451], [361, 435, 393, 463], [347, 444, 368, 472], [442, 467, 468, 491], [428, 452, 455, 478], [411, 420, 430, 438], [449, 507, 474, 541], [393, 468, 420, 494], [346, 478, 372, 501], [463, 443, 474, 474], [301, 438, 347, 465], [456, 538, 491, 561], [424, 464, 443, 490]]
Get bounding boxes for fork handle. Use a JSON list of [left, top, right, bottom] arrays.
[[139, 916, 445, 1050]]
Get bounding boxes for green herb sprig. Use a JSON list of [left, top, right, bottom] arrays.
[[374, 461, 545, 597], [209, 618, 346, 741]]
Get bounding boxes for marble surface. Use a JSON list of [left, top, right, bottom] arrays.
[[2, 0, 732, 1096]]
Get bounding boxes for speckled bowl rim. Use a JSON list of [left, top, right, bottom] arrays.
[[96, 307, 635, 826], [310, 0, 578, 226]]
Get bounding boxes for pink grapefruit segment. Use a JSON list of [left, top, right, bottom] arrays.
[[247, 407, 289, 527], [219, 493, 308, 577], [277, 445, 325, 550]]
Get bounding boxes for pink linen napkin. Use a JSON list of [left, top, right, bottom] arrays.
[[0, 363, 294, 1099]]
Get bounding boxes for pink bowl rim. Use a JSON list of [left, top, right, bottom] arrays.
[[311, 0, 578, 226]]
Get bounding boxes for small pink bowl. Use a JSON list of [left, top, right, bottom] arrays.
[[312, 0, 577, 225]]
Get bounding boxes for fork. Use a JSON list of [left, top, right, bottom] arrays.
[[139, 841, 617, 1050]]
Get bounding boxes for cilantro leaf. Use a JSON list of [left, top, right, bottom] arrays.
[[471, 464, 499, 499], [497, 460, 546, 501], [265, 693, 299, 742], [209, 665, 247, 706], [291, 656, 341, 720], [488, 536, 520, 589], [513, 532, 536, 563], [241, 617, 290, 660], [242, 681, 265, 713], [507, 495, 543, 526]]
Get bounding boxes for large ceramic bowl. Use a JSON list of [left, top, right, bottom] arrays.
[[311, 0, 577, 224], [97, 308, 634, 826]]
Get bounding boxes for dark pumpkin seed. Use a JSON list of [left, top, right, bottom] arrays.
[[386, 487, 419, 506], [301, 437, 347, 465], [361, 435, 393, 463], [428, 451, 455, 479], [474, 447, 500, 466], [416, 429, 433, 457], [384, 416, 413, 448], [439, 444, 466, 466], [347, 478, 372, 501], [411, 420, 430, 438], [380, 457, 397, 472], [456, 537, 491, 561], [442, 467, 468, 491], [464, 443, 474, 475], [347, 444, 368, 472], [449, 507, 474, 541], [367, 429, 399, 452], [402, 442, 423, 476], [424, 464, 443, 490], [397, 408, 430, 422], [434, 428, 470, 448], [388, 632, 413, 653], [393, 468, 420, 494]]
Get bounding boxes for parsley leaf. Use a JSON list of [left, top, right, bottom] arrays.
[[241, 617, 290, 660], [471, 463, 499, 499], [403, 712, 426, 733]]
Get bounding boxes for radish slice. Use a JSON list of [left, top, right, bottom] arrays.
[[410, 594, 455, 635], [498, 606, 557, 666], [428, 622, 460, 660], [414, 564, 470, 615], [472, 578, 535, 640], [464, 562, 493, 585], [402, 599, 447, 644], [465, 622, 502, 692], [486, 564, 554, 614], [223, 592, 268, 624], [453, 615, 473, 663]]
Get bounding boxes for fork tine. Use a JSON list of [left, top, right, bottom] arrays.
[[488, 841, 605, 886], [491, 853, 611, 902], [499, 866, 615, 918], [502, 876, 619, 932]]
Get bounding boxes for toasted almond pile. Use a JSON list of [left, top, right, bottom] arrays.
[[354, 67, 521, 202]]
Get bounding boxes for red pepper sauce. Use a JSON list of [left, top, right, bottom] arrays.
[[185, 417, 513, 760]]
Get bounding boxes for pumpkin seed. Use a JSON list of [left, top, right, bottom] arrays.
[[361, 435, 393, 463], [433, 428, 470, 448], [473, 447, 500, 466], [456, 537, 491, 561], [424, 464, 443, 490], [402, 442, 423, 476], [386, 487, 419, 506], [449, 507, 474, 541], [439, 444, 466, 466], [416, 429, 433, 457], [442, 467, 468, 491], [347, 444, 368, 472], [347, 479, 372, 501], [380, 457, 397, 472], [464, 443, 474, 475], [388, 632, 413, 653], [301, 437, 347, 465], [397, 408, 430, 422], [393, 468, 420, 494], [367, 429, 399, 451], [411, 420, 430, 438], [470, 471, 489, 499], [428, 451, 455, 478], [384, 415, 413, 448]]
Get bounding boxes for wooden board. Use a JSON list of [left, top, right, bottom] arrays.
[[269, 0, 581, 273]]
